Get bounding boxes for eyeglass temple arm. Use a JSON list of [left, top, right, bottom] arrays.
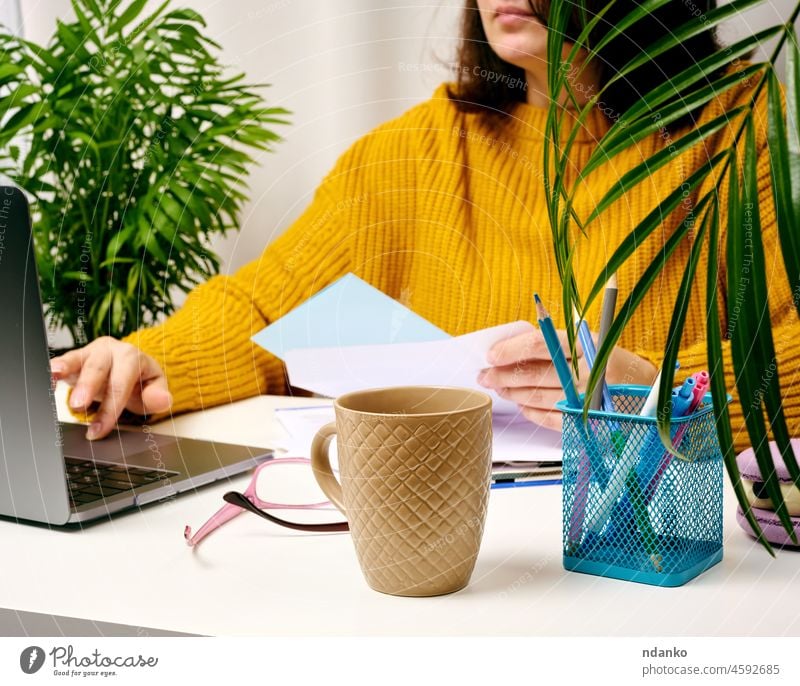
[[184, 500, 246, 547], [222, 491, 349, 533]]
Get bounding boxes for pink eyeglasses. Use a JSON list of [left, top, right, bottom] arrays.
[[184, 457, 348, 547]]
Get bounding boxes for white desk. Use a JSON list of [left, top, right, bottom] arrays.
[[1, 391, 799, 637]]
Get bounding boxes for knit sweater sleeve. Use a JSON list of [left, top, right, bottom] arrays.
[[122, 160, 359, 417], [632, 140, 800, 451]]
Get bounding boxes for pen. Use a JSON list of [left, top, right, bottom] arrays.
[[638, 361, 681, 416], [689, 371, 709, 412], [573, 305, 615, 412], [492, 478, 563, 490], [572, 301, 623, 477], [590, 275, 618, 412], [671, 378, 696, 418]]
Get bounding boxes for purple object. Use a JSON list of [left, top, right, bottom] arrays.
[[736, 506, 800, 548], [735, 439, 800, 482], [735, 439, 800, 546]]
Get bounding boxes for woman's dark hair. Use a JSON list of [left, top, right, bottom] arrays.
[[449, 0, 730, 131]]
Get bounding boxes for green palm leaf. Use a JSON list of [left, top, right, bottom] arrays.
[[583, 154, 725, 316], [613, 27, 781, 132], [603, 0, 767, 92], [107, 0, 149, 35], [767, 45, 800, 321], [654, 205, 713, 451], [585, 107, 746, 225], [580, 65, 765, 181], [583, 193, 713, 413], [728, 121, 798, 542], [704, 196, 773, 553], [546, 0, 800, 552]]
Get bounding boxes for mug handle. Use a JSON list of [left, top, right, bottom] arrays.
[[311, 422, 345, 513]]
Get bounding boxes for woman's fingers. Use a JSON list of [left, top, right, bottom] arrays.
[[50, 348, 87, 385], [480, 343, 591, 395], [495, 385, 547, 407], [487, 330, 549, 366], [127, 375, 173, 418], [487, 328, 583, 367], [480, 327, 594, 432], [52, 337, 172, 440], [87, 348, 142, 440], [496, 385, 567, 417], [518, 404, 563, 432], [478, 360, 561, 390], [482, 327, 656, 433], [67, 340, 114, 410]]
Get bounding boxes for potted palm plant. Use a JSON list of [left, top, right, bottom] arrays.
[[0, 0, 288, 345], [543, 0, 800, 552]]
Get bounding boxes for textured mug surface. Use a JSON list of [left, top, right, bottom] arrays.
[[311, 386, 492, 597]]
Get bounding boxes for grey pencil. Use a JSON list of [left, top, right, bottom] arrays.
[[590, 274, 618, 411]]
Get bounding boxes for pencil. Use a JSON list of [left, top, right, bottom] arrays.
[[534, 294, 581, 408], [535, 293, 603, 552], [590, 274, 618, 411]]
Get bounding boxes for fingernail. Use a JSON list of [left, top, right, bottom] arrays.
[[477, 372, 490, 387], [86, 422, 102, 440], [69, 389, 86, 408], [51, 361, 64, 374]]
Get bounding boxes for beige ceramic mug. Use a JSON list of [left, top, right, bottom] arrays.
[[311, 386, 493, 597]]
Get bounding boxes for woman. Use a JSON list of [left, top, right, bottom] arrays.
[[51, 1, 799, 449]]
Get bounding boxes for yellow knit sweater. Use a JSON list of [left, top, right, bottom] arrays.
[[124, 76, 800, 451]]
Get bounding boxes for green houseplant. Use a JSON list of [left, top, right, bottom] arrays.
[[0, 0, 288, 344], [543, 0, 800, 552]]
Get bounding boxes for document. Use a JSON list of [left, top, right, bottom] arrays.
[[276, 405, 562, 463], [252, 272, 563, 424], [282, 320, 534, 415]]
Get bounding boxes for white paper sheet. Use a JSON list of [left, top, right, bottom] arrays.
[[283, 321, 535, 416], [275, 405, 562, 463]]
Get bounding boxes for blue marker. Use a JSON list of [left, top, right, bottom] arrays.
[[670, 378, 696, 419]]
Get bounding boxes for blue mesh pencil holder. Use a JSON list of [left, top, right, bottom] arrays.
[[557, 384, 724, 587]]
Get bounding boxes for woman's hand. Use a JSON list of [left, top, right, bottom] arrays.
[[477, 329, 656, 431], [50, 337, 172, 440]]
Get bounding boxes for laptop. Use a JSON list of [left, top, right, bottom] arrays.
[[0, 186, 274, 525]]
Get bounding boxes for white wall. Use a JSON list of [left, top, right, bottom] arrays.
[[0, 0, 21, 33], [19, 0, 800, 278]]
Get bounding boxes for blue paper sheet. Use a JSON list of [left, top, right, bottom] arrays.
[[251, 273, 448, 358]]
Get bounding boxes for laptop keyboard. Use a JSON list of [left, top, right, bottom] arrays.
[[65, 457, 175, 508]]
